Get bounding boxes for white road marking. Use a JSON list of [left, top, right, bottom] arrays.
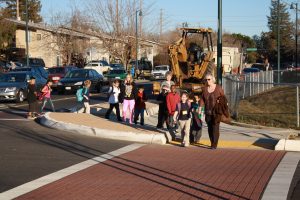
[[261, 152, 300, 200], [0, 143, 145, 200], [0, 119, 29, 121]]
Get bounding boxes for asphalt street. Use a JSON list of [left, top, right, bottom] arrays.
[[0, 93, 132, 193], [0, 81, 155, 193]]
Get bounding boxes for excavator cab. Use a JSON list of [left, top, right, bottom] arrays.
[[168, 27, 215, 92]]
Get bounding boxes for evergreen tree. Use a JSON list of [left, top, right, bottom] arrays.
[[267, 0, 294, 63], [2, 0, 42, 23], [0, 7, 16, 52]]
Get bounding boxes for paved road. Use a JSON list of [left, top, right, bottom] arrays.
[[0, 94, 132, 193], [1, 91, 300, 199]]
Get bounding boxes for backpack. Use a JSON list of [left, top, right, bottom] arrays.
[[76, 88, 86, 102], [106, 86, 114, 101]]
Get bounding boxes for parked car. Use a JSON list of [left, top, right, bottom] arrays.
[[57, 69, 104, 94], [84, 60, 110, 75], [12, 66, 49, 80], [251, 63, 266, 71], [0, 71, 47, 103], [110, 63, 125, 69], [151, 65, 170, 80], [242, 67, 260, 74], [105, 68, 127, 82], [0, 60, 10, 72], [47, 66, 77, 88], [20, 57, 46, 68]]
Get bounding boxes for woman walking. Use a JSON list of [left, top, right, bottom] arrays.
[[200, 74, 225, 149], [120, 74, 136, 124], [40, 80, 55, 113], [105, 79, 122, 121], [160, 71, 175, 92]]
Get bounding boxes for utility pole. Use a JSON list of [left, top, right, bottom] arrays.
[[277, 0, 281, 83], [16, 0, 20, 20], [139, 0, 143, 38], [217, 0, 222, 85], [116, 0, 119, 35], [25, 0, 29, 67], [159, 9, 163, 40]]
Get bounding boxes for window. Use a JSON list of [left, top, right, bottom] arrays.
[[89, 70, 94, 78], [37, 34, 42, 41]]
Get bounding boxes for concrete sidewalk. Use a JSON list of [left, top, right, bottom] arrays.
[[39, 103, 295, 150]]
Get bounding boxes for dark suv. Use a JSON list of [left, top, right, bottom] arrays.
[[12, 66, 49, 80]]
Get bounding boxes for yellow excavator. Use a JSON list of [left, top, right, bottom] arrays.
[[153, 27, 216, 94]]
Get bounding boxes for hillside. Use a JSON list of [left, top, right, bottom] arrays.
[[238, 86, 299, 129]]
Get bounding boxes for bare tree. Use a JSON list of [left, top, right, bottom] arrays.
[[86, 0, 155, 68], [41, 9, 91, 67]]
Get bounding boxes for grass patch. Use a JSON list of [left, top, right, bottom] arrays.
[[237, 86, 299, 129]]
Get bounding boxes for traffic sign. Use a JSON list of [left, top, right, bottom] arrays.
[[246, 48, 257, 52]]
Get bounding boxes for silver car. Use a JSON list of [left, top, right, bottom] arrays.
[[0, 71, 46, 103]]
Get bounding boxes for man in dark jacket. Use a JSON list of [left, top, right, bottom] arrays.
[[27, 76, 38, 119], [156, 88, 169, 129]]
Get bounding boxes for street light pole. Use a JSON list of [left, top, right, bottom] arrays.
[[25, 0, 29, 67], [217, 0, 222, 85], [277, 0, 280, 83], [135, 9, 142, 77], [291, 3, 298, 69]]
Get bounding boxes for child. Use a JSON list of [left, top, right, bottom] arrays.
[[166, 85, 180, 130], [120, 74, 136, 124], [78, 80, 91, 114], [134, 85, 147, 125], [27, 76, 38, 119], [190, 94, 202, 144], [40, 80, 55, 113], [105, 79, 122, 121], [173, 92, 192, 147]]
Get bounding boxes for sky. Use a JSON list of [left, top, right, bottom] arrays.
[[40, 0, 299, 37]]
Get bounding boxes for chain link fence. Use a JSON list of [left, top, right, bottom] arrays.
[[223, 70, 300, 128]]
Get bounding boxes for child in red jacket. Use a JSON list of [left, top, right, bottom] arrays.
[[134, 85, 147, 125], [166, 85, 180, 130]]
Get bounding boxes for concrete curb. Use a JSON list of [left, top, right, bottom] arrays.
[[39, 113, 166, 145], [83, 102, 159, 119], [275, 139, 300, 151]]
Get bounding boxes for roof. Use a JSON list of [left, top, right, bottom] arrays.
[[4, 18, 161, 46], [179, 27, 213, 33]]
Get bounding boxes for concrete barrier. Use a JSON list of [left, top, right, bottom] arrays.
[[40, 113, 166, 145], [275, 139, 300, 151]]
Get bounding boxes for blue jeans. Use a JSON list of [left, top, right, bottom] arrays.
[[41, 97, 55, 112]]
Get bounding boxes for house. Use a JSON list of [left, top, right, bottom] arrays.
[[4, 18, 160, 68]]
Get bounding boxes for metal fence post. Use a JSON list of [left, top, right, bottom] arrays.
[[250, 73, 252, 96], [262, 71, 265, 92], [297, 86, 299, 127]]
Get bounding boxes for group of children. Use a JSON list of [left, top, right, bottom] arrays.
[[105, 74, 147, 125], [157, 84, 203, 147], [105, 72, 204, 147]]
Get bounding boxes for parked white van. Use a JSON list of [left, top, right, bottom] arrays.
[[84, 61, 110, 75]]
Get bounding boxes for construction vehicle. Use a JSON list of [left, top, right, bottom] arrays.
[[153, 27, 216, 94]]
